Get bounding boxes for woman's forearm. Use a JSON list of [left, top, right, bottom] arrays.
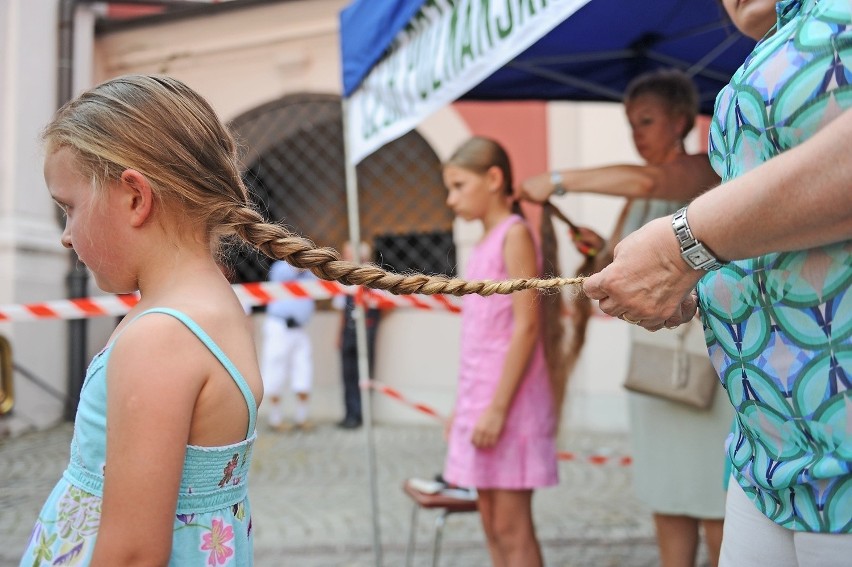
[[523, 154, 719, 202], [563, 156, 719, 200], [685, 110, 852, 261], [562, 164, 656, 198]]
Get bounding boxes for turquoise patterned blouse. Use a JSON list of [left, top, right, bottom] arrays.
[[702, 0, 851, 533]]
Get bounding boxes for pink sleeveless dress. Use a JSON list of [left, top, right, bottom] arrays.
[[444, 215, 558, 489]]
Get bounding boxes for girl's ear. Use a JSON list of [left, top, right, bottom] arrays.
[[485, 165, 504, 193], [119, 169, 154, 228]]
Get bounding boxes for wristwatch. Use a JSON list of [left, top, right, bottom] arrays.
[[671, 206, 727, 271], [550, 171, 568, 196]]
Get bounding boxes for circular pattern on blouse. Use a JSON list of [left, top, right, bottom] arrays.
[[702, 0, 852, 533]]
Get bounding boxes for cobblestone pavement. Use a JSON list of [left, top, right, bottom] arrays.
[[0, 422, 712, 566]]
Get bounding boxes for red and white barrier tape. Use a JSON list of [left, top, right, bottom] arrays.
[[0, 280, 620, 323], [556, 450, 632, 466], [0, 281, 462, 322], [0, 294, 141, 322], [367, 380, 446, 422], [366, 379, 631, 466]]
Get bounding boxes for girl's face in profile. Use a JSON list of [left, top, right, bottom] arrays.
[[443, 164, 492, 222], [625, 95, 684, 165], [721, 0, 777, 41], [45, 147, 133, 293]]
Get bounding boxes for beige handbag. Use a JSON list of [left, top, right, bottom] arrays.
[[623, 319, 718, 409]]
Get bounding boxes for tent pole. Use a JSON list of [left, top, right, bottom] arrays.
[[341, 98, 384, 567]]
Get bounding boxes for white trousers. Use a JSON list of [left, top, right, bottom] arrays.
[[260, 316, 313, 395], [720, 477, 852, 567]]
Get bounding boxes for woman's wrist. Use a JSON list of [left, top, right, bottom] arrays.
[[550, 171, 568, 197], [671, 206, 728, 271]]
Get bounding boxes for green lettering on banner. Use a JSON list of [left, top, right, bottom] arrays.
[[517, 0, 528, 26], [517, 0, 547, 26], [359, 84, 378, 140], [447, 1, 461, 79], [383, 57, 404, 129], [358, 0, 560, 146], [457, 0, 476, 72], [430, 1, 446, 92], [496, 0, 513, 38], [422, 0, 445, 96], [476, 0, 495, 55], [408, 8, 432, 99], [440, 1, 455, 94]]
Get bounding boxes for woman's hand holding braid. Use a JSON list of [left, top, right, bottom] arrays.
[[518, 171, 555, 203], [583, 216, 703, 330], [570, 226, 604, 257]]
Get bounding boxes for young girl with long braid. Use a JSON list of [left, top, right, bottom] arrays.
[[442, 137, 567, 567], [20, 76, 577, 566]]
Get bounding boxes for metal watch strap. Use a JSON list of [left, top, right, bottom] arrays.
[[671, 206, 726, 271], [550, 171, 567, 196]]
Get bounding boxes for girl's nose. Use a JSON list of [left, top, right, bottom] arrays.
[[60, 229, 73, 249]]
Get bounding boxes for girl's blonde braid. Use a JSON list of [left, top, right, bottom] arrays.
[[227, 206, 584, 296]]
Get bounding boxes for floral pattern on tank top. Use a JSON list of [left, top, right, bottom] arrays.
[[19, 309, 257, 565]]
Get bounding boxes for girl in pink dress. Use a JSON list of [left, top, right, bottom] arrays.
[[443, 137, 559, 567]]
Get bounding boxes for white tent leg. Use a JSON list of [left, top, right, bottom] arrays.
[[341, 98, 383, 567]]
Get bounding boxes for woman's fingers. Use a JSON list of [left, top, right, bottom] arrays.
[[582, 271, 607, 301], [583, 217, 703, 325], [663, 292, 699, 328], [571, 226, 605, 256]]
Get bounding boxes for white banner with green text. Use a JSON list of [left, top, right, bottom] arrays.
[[345, 0, 593, 165]]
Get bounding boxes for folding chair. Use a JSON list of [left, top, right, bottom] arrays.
[[402, 478, 479, 567]]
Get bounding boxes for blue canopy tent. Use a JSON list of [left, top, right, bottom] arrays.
[[342, 0, 754, 106], [341, 0, 754, 163], [338, 1, 754, 563]]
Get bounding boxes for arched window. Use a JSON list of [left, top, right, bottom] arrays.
[[227, 93, 455, 284]]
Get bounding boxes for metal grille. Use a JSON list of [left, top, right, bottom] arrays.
[[227, 93, 454, 282]]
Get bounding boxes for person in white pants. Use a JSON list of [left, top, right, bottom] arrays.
[[260, 260, 316, 431]]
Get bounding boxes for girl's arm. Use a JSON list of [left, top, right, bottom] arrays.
[[520, 154, 719, 202], [471, 222, 541, 449], [91, 316, 208, 566], [584, 109, 852, 329]]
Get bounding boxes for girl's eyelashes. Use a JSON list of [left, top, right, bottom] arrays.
[[53, 200, 70, 216]]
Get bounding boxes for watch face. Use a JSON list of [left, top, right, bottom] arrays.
[[682, 244, 723, 270], [673, 207, 723, 270], [686, 249, 713, 266]]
